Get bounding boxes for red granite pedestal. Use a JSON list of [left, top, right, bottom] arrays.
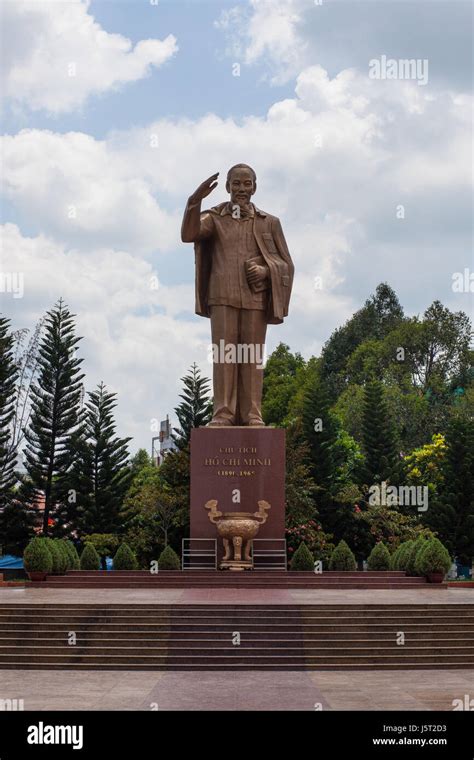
[[190, 427, 285, 565]]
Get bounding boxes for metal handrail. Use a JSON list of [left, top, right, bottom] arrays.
[[182, 538, 217, 570], [251, 539, 287, 570]]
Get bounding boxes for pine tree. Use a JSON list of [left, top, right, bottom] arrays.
[[20, 300, 85, 535], [426, 417, 474, 566], [173, 363, 212, 449], [0, 316, 18, 509], [301, 374, 340, 531], [360, 379, 401, 485], [66, 382, 132, 535]]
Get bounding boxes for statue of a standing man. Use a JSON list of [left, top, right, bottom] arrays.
[[181, 164, 294, 427]]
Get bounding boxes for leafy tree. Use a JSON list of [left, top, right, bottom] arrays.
[[320, 283, 404, 398], [19, 300, 85, 535], [173, 363, 212, 449], [262, 343, 305, 426], [129, 449, 151, 478], [426, 417, 474, 565], [65, 382, 131, 535], [404, 433, 447, 497], [81, 533, 119, 570], [284, 422, 318, 525]]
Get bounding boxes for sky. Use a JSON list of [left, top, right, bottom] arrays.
[[1, 0, 472, 454]]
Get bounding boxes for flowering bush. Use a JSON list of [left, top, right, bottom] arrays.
[[285, 520, 334, 564]]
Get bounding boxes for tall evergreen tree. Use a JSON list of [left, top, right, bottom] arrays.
[[426, 417, 474, 565], [173, 363, 212, 449], [302, 374, 340, 530], [20, 300, 85, 535], [65, 382, 132, 535], [360, 379, 401, 485], [0, 316, 18, 509]]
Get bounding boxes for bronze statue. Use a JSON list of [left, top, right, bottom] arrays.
[[181, 164, 294, 426]]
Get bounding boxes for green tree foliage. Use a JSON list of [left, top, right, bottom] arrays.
[[23, 537, 53, 574], [65, 382, 131, 535], [415, 537, 451, 576], [81, 533, 119, 569], [113, 542, 138, 570], [80, 542, 100, 570], [19, 300, 85, 535], [289, 542, 314, 571], [157, 544, 180, 570], [367, 542, 391, 570], [320, 283, 404, 399], [284, 422, 318, 525], [173, 363, 212, 449], [425, 417, 474, 565], [360, 380, 401, 485], [262, 343, 305, 426], [329, 539, 357, 570], [129, 449, 151, 478]]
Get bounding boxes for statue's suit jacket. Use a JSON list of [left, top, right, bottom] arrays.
[[183, 200, 294, 326]]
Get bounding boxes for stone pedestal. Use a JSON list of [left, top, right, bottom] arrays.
[[190, 427, 285, 564]]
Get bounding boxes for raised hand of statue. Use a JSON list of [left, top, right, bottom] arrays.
[[189, 173, 219, 205]]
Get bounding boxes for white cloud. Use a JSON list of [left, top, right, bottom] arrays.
[[1, 0, 178, 114], [2, 61, 471, 447], [1, 222, 208, 450]]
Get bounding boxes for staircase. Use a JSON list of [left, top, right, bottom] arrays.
[[30, 570, 435, 590], [0, 604, 472, 670]]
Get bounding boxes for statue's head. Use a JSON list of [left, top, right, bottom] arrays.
[[226, 164, 257, 208]]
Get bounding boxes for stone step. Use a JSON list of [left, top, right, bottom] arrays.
[[2, 603, 471, 670]]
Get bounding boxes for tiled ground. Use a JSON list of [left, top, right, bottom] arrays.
[[1, 669, 472, 711], [1, 586, 473, 605]]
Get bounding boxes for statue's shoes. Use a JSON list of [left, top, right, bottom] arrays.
[[207, 417, 234, 427], [247, 418, 266, 427]]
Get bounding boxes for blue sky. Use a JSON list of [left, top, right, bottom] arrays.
[[1, 0, 472, 452]]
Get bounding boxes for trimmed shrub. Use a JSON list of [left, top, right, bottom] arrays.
[[113, 543, 138, 571], [53, 540, 69, 573], [43, 538, 63, 573], [389, 545, 403, 570], [329, 540, 356, 571], [290, 542, 314, 571], [415, 538, 451, 577], [157, 545, 181, 571], [367, 542, 391, 571], [63, 540, 80, 570], [405, 537, 427, 576], [80, 542, 101, 570], [396, 540, 415, 572], [23, 538, 53, 574]]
